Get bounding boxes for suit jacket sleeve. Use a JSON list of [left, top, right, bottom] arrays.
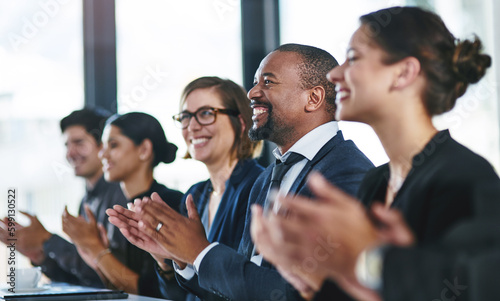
[[381, 246, 466, 301], [40, 234, 104, 287], [382, 212, 500, 301], [196, 244, 302, 301], [177, 135, 373, 301]]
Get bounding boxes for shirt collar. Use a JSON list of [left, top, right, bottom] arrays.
[[86, 175, 106, 196], [272, 121, 339, 162], [129, 180, 159, 201]]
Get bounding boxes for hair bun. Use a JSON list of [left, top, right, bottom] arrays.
[[162, 142, 178, 164], [453, 37, 492, 84]]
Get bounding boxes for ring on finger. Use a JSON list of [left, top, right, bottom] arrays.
[[155, 222, 163, 232]]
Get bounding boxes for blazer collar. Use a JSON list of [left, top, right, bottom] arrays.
[[288, 130, 344, 194]]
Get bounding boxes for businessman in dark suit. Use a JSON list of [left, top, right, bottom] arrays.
[[111, 43, 374, 301]]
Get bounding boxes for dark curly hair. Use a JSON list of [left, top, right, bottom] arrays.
[[60, 107, 111, 145], [274, 44, 339, 118]]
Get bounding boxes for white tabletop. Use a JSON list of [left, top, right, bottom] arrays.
[[0, 283, 173, 301]]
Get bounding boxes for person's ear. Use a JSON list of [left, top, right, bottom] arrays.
[[305, 86, 326, 112], [138, 139, 153, 161], [96, 141, 104, 153], [238, 114, 246, 136], [391, 56, 421, 90]]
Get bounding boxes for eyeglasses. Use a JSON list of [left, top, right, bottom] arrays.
[[172, 107, 239, 129]]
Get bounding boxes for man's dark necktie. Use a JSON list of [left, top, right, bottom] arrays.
[[269, 152, 305, 191], [251, 152, 304, 258]]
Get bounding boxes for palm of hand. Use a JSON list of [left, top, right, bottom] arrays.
[[68, 217, 101, 247]]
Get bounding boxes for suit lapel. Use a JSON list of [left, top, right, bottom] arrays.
[[289, 132, 342, 194], [242, 132, 343, 258], [260, 134, 342, 267], [254, 169, 273, 207], [239, 167, 273, 258], [206, 160, 252, 242]]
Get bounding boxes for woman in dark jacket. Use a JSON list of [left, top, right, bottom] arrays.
[[63, 112, 183, 297]]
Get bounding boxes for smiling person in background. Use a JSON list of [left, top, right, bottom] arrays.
[[108, 76, 263, 301], [62, 112, 184, 298], [0, 108, 128, 288]]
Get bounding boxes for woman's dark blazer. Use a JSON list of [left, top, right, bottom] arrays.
[[358, 130, 500, 244], [158, 159, 263, 301]]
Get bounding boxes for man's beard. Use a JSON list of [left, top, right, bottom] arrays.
[[248, 115, 273, 142], [248, 110, 293, 147]]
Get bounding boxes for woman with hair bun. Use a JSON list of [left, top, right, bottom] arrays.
[[63, 112, 184, 298], [328, 6, 497, 243], [100, 112, 182, 206], [250, 6, 499, 300]]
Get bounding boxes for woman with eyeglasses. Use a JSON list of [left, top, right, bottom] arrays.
[[172, 76, 263, 248], [108, 76, 263, 300]]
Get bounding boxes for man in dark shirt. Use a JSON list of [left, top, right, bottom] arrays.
[[0, 108, 128, 287]]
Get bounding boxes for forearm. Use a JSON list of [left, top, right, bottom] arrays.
[[151, 254, 173, 273], [176, 274, 228, 301], [42, 235, 103, 287], [95, 252, 139, 294], [155, 262, 188, 300], [197, 244, 302, 301], [38, 256, 81, 284]]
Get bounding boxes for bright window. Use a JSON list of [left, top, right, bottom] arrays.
[[280, 0, 400, 166], [432, 0, 499, 172], [0, 0, 84, 275], [280, 0, 499, 171], [115, 0, 243, 191]]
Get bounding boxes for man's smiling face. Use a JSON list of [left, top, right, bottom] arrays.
[[248, 51, 308, 148]]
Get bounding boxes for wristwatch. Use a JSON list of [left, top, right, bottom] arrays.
[[355, 245, 388, 291], [156, 263, 175, 279]]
